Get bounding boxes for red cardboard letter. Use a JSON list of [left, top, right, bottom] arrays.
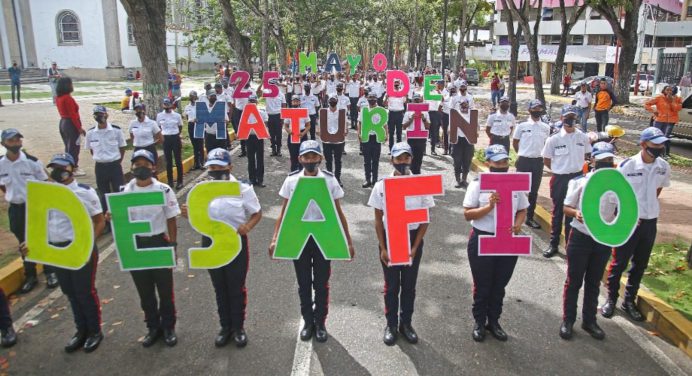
[[237, 104, 269, 140], [386, 70, 410, 98], [405, 103, 429, 139], [281, 108, 309, 143], [372, 53, 388, 72], [231, 71, 251, 99], [262, 71, 280, 98]]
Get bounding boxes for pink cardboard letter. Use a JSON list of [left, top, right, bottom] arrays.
[[281, 108, 309, 144], [386, 70, 410, 98], [231, 71, 251, 99], [372, 53, 388, 72], [262, 71, 280, 98], [405, 103, 430, 139], [237, 104, 269, 140]]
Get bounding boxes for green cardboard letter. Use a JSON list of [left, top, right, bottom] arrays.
[[346, 55, 362, 75], [299, 51, 318, 74], [360, 106, 388, 143], [424, 75, 442, 100]]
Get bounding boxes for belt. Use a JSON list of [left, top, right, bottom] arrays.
[[95, 160, 121, 165], [553, 171, 582, 177], [491, 134, 510, 138], [9, 202, 26, 207], [472, 227, 494, 236], [517, 156, 543, 159]]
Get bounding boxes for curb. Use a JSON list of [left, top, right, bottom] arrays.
[[471, 156, 691, 358]]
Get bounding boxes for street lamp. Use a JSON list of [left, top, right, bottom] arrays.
[[441, 0, 449, 74]]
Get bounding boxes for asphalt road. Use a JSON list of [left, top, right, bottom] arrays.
[[4, 131, 692, 375]]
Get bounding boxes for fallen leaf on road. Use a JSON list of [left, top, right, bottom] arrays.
[[24, 320, 39, 328], [647, 330, 660, 337], [56, 306, 66, 312], [187, 274, 195, 278], [112, 321, 123, 326], [50, 314, 59, 319], [113, 285, 121, 289], [102, 298, 115, 305], [107, 329, 114, 335], [8, 352, 15, 358], [137, 336, 145, 342]]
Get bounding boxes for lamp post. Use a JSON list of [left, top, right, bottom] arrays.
[[441, 0, 449, 74]]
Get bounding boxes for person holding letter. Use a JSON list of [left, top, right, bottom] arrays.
[[427, 80, 445, 156], [157, 98, 184, 190], [320, 95, 346, 185], [463, 145, 528, 342], [257, 79, 287, 157], [402, 93, 430, 174], [358, 92, 388, 188], [301, 84, 320, 140], [384, 80, 407, 152], [451, 98, 475, 188], [244, 94, 268, 187], [485, 96, 515, 154], [284, 96, 311, 172]]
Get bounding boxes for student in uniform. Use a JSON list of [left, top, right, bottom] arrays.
[[319, 95, 347, 186], [233, 83, 250, 157], [463, 145, 528, 342], [201, 90, 231, 152], [269, 140, 355, 343], [85, 105, 126, 216], [157, 98, 185, 190], [118, 149, 180, 347], [457, 81, 475, 109], [384, 80, 407, 152], [257, 79, 287, 157], [602, 127, 671, 322], [541, 105, 592, 258], [358, 92, 389, 188], [439, 84, 457, 155], [368, 142, 434, 345], [301, 84, 320, 140], [0, 128, 55, 293], [560, 142, 618, 341], [347, 75, 362, 129], [183, 91, 205, 170], [485, 96, 516, 153], [26, 153, 105, 353], [513, 99, 551, 229], [428, 80, 445, 156], [284, 96, 311, 172], [451, 98, 475, 188], [402, 93, 430, 174], [245, 94, 268, 187], [180, 148, 262, 348], [130, 103, 163, 164]]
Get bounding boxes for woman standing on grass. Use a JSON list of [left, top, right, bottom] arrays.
[[55, 77, 86, 176]]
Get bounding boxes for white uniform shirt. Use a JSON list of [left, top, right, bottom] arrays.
[[184, 103, 197, 122], [347, 81, 361, 98], [513, 119, 551, 158], [264, 92, 286, 115], [121, 178, 180, 235], [564, 172, 618, 237], [326, 80, 337, 96], [427, 89, 444, 111], [357, 96, 368, 109], [456, 93, 474, 109], [156, 111, 183, 136], [618, 153, 670, 219], [574, 91, 593, 109], [129, 117, 161, 148], [387, 96, 406, 112], [359, 106, 386, 136], [293, 83, 304, 95], [208, 175, 261, 229], [48, 181, 102, 243], [284, 116, 310, 143], [370, 81, 384, 97], [541, 128, 592, 174], [463, 178, 529, 233], [337, 94, 350, 111], [278, 169, 344, 220], [486, 111, 516, 137], [85, 123, 127, 163], [442, 91, 456, 114], [0, 152, 48, 204], [402, 110, 430, 128], [301, 94, 320, 115], [246, 107, 269, 126], [324, 108, 344, 143], [368, 173, 435, 230]]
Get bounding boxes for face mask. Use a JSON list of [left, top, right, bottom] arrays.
[[302, 162, 319, 173], [132, 166, 153, 180], [368, 99, 377, 105], [393, 163, 410, 175], [500, 104, 509, 111], [5, 145, 21, 154], [209, 98, 217, 105], [563, 118, 576, 127], [135, 111, 145, 118], [646, 146, 664, 159], [208, 170, 229, 180], [530, 110, 543, 119], [489, 166, 509, 173], [594, 161, 613, 170], [461, 107, 469, 113], [94, 114, 107, 123], [329, 102, 337, 107], [50, 168, 71, 182]]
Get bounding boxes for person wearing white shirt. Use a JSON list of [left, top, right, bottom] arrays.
[[86, 105, 126, 212], [156, 98, 184, 189], [428, 80, 445, 155], [325, 75, 337, 98], [541, 105, 592, 258], [284, 96, 311, 172], [347, 76, 362, 129], [232, 83, 251, 156], [573, 83, 593, 131], [602, 127, 671, 322], [245, 94, 269, 187], [457, 81, 475, 109], [402, 93, 430, 174], [358, 92, 389, 187], [463, 144, 528, 343], [335, 83, 350, 112], [301, 84, 321, 140], [131, 103, 163, 163], [384, 80, 407, 151], [451, 98, 475, 188], [180, 148, 262, 348], [257, 81, 287, 156], [200, 90, 231, 152], [320, 96, 346, 185], [182, 91, 204, 170], [485, 96, 516, 153], [370, 75, 385, 106], [368, 142, 435, 345], [440, 85, 458, 155], [513, 99, 551, 229]]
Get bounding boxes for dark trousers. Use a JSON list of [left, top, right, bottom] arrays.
[[429, 111, 441, 148], [467, 228, 518, 325], [653, 121, 674, 157], [362, 134, 381, 183], [323, 143, 344, 182], [407, 138, 426, 174], [9, 203, 54, 278], [232, 108, 246, 154], [607, 218, 657, 303], [205, 131, 227, 153], [246, 135, 264, 184], [594, 110, 609, 132], [440, 113, 450, 152], [309, 114, 317, 140], [349, 98, 359, 128], [55, 246, 101, 334], [59, 118, 81, 167], [381, 229, 423, 327], [95, 161, 124, 212], [134, 144, 159, 164], [0, 289, 12, 331], [293, 237, 331, 325], [490, 135, 511, 155], [204, 236, 249, 330], [452, 137, 474, 181], [515, 157, 544, 220], [268, 114, 283, 155], [388, 110, 404, 150], [11, 82, 20, 102], [163, 134, 183, 186], [187, 122, 204, 167], [288, 135, 308, 172], [563, 230, 610, 324], [549, 172, 581, 248], [130, 234, 176, 330]]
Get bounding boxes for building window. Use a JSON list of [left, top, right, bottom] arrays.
[[570, 35, 584, 45], [127, 18, 136, 46], [590, 10, 602, 19], [56, 10, 81, 45], [542, 8, 554, 21], [688, 6, 692, 18]]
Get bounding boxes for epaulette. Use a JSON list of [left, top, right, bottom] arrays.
[[77, 183, 92, 190], [377, 177, 384, 182], [322, 170, 334, 176], [240, 179, 252, 185], [111, 124, 121, 129], [24, 152, 38, 162], [570, 175, 584, 182], [288, 170, 300, 176], [619, 158, 632, 168], [87, 126, 96, 131], [473, 177, 479, 181]]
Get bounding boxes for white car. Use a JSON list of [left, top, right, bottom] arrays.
[[630, 74, 654, 94]]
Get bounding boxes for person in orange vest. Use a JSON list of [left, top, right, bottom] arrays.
[[593, 78, 616, 132], [644, 85, 682, 158]]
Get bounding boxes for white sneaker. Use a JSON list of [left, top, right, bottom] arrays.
[[73, 168, 87, 177]]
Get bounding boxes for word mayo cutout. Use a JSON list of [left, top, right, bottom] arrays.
[[383, 175, 444, 266], [273, 177, 350, 260], [360, 106, 388, 143], [386, 70, 410, 97], [478, 173, 532, 256], [25, 181, 94, 270], [237, 103, 270, 140], [195, 101, 227, 140], [186, 181, 242, 269], [406, 103, 430, 139], [282, 108, 309, 143], [424, 75, 442, 100]]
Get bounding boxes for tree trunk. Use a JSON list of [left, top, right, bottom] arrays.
[[260, 0, 269, 72], [526, 35, 545, 104], [501, 0, 520, 117], [120, 0, 168, 119], [507, 0, 545, 104], [219, 0, 253, 76], [455, 0, 468, 70], [550, 1, 587, 95]]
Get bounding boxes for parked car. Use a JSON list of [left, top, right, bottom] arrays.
[[674, 93, 692, 140], [465, 68, 480, 86], [569, 75, 615, 95], [630, 73, 654, 94]]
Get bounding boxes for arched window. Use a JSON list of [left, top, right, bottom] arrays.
[[127, 18, 136, 46], [57, 11, 81, 45]]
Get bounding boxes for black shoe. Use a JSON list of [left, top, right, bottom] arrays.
[[399, 323, 419, 344], [0, 327, 16, 348], [83, 332, 103, 353], [233, 328, 247, 348], [431, 150, 438, 156], [383, 326, 397, 346], [362, 181, 371, 188], [485, 322, 508, 341], [46, 273, 59, 289], [581, 322, 606, 340], [175, 183, 184, 190], [142, 328, 162, 348], [163, 328, 177, 346], [300, 323, 314, 341], [215, 327, 232, 347], [621, 301, 645, 322], [601, 299, 616, 318], [314, 323, 328, 343], [277, 152, 283, 157], [270, 151, 277, 156], [559, 321, 573, 340], [65, 331, 87, 353], [254, 182, 266, 188], [542, 246, 558, 258], [472, 322, 486, 342], [525, 218, 541, 229], [19, 276, 38, 294], [239, 152, 247, 158], [455, 181, 463, 188]]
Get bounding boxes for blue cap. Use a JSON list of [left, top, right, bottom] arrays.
[[528, 99, 543, 110], [125, 88, 132, 94], [133, 103, 144, 109], [412, 93, 422, 100], [458, 80, 468, 87], [485, 144, 509, 162], [561, 105, 579, 116], [640, 127, 669, 144], [299, 140, 322, 156], [291, 95, 302, 102], [162, 98, 172, 106], [130, 149, 156, 164], [592, 141, 615, 160], [499, 96, 510, 103], [205, 148, 231, 167], [92, 105, 108, 114], [1, 128, 23, 142], [248, 94, 258, 102], [47, 153, 76, 168], [391, 142, 412, 157]]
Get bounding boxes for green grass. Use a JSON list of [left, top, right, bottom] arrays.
[[642, 239, 692, 321], [474, 147, 518, 167], [183, 69, 215, 77], [667, 153, 692, 168], [0, 90, 94, 100]]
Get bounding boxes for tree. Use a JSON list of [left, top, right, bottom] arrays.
[[120, 0, 169, 118], [500, 0, 522, 116], [219, 0, 253, 75], [550, 0, 588, 95], [452, 0, 493, 70], [506, 0, 545, 104]]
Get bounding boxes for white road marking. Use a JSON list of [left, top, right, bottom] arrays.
[[290, 318, 313, 376]]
